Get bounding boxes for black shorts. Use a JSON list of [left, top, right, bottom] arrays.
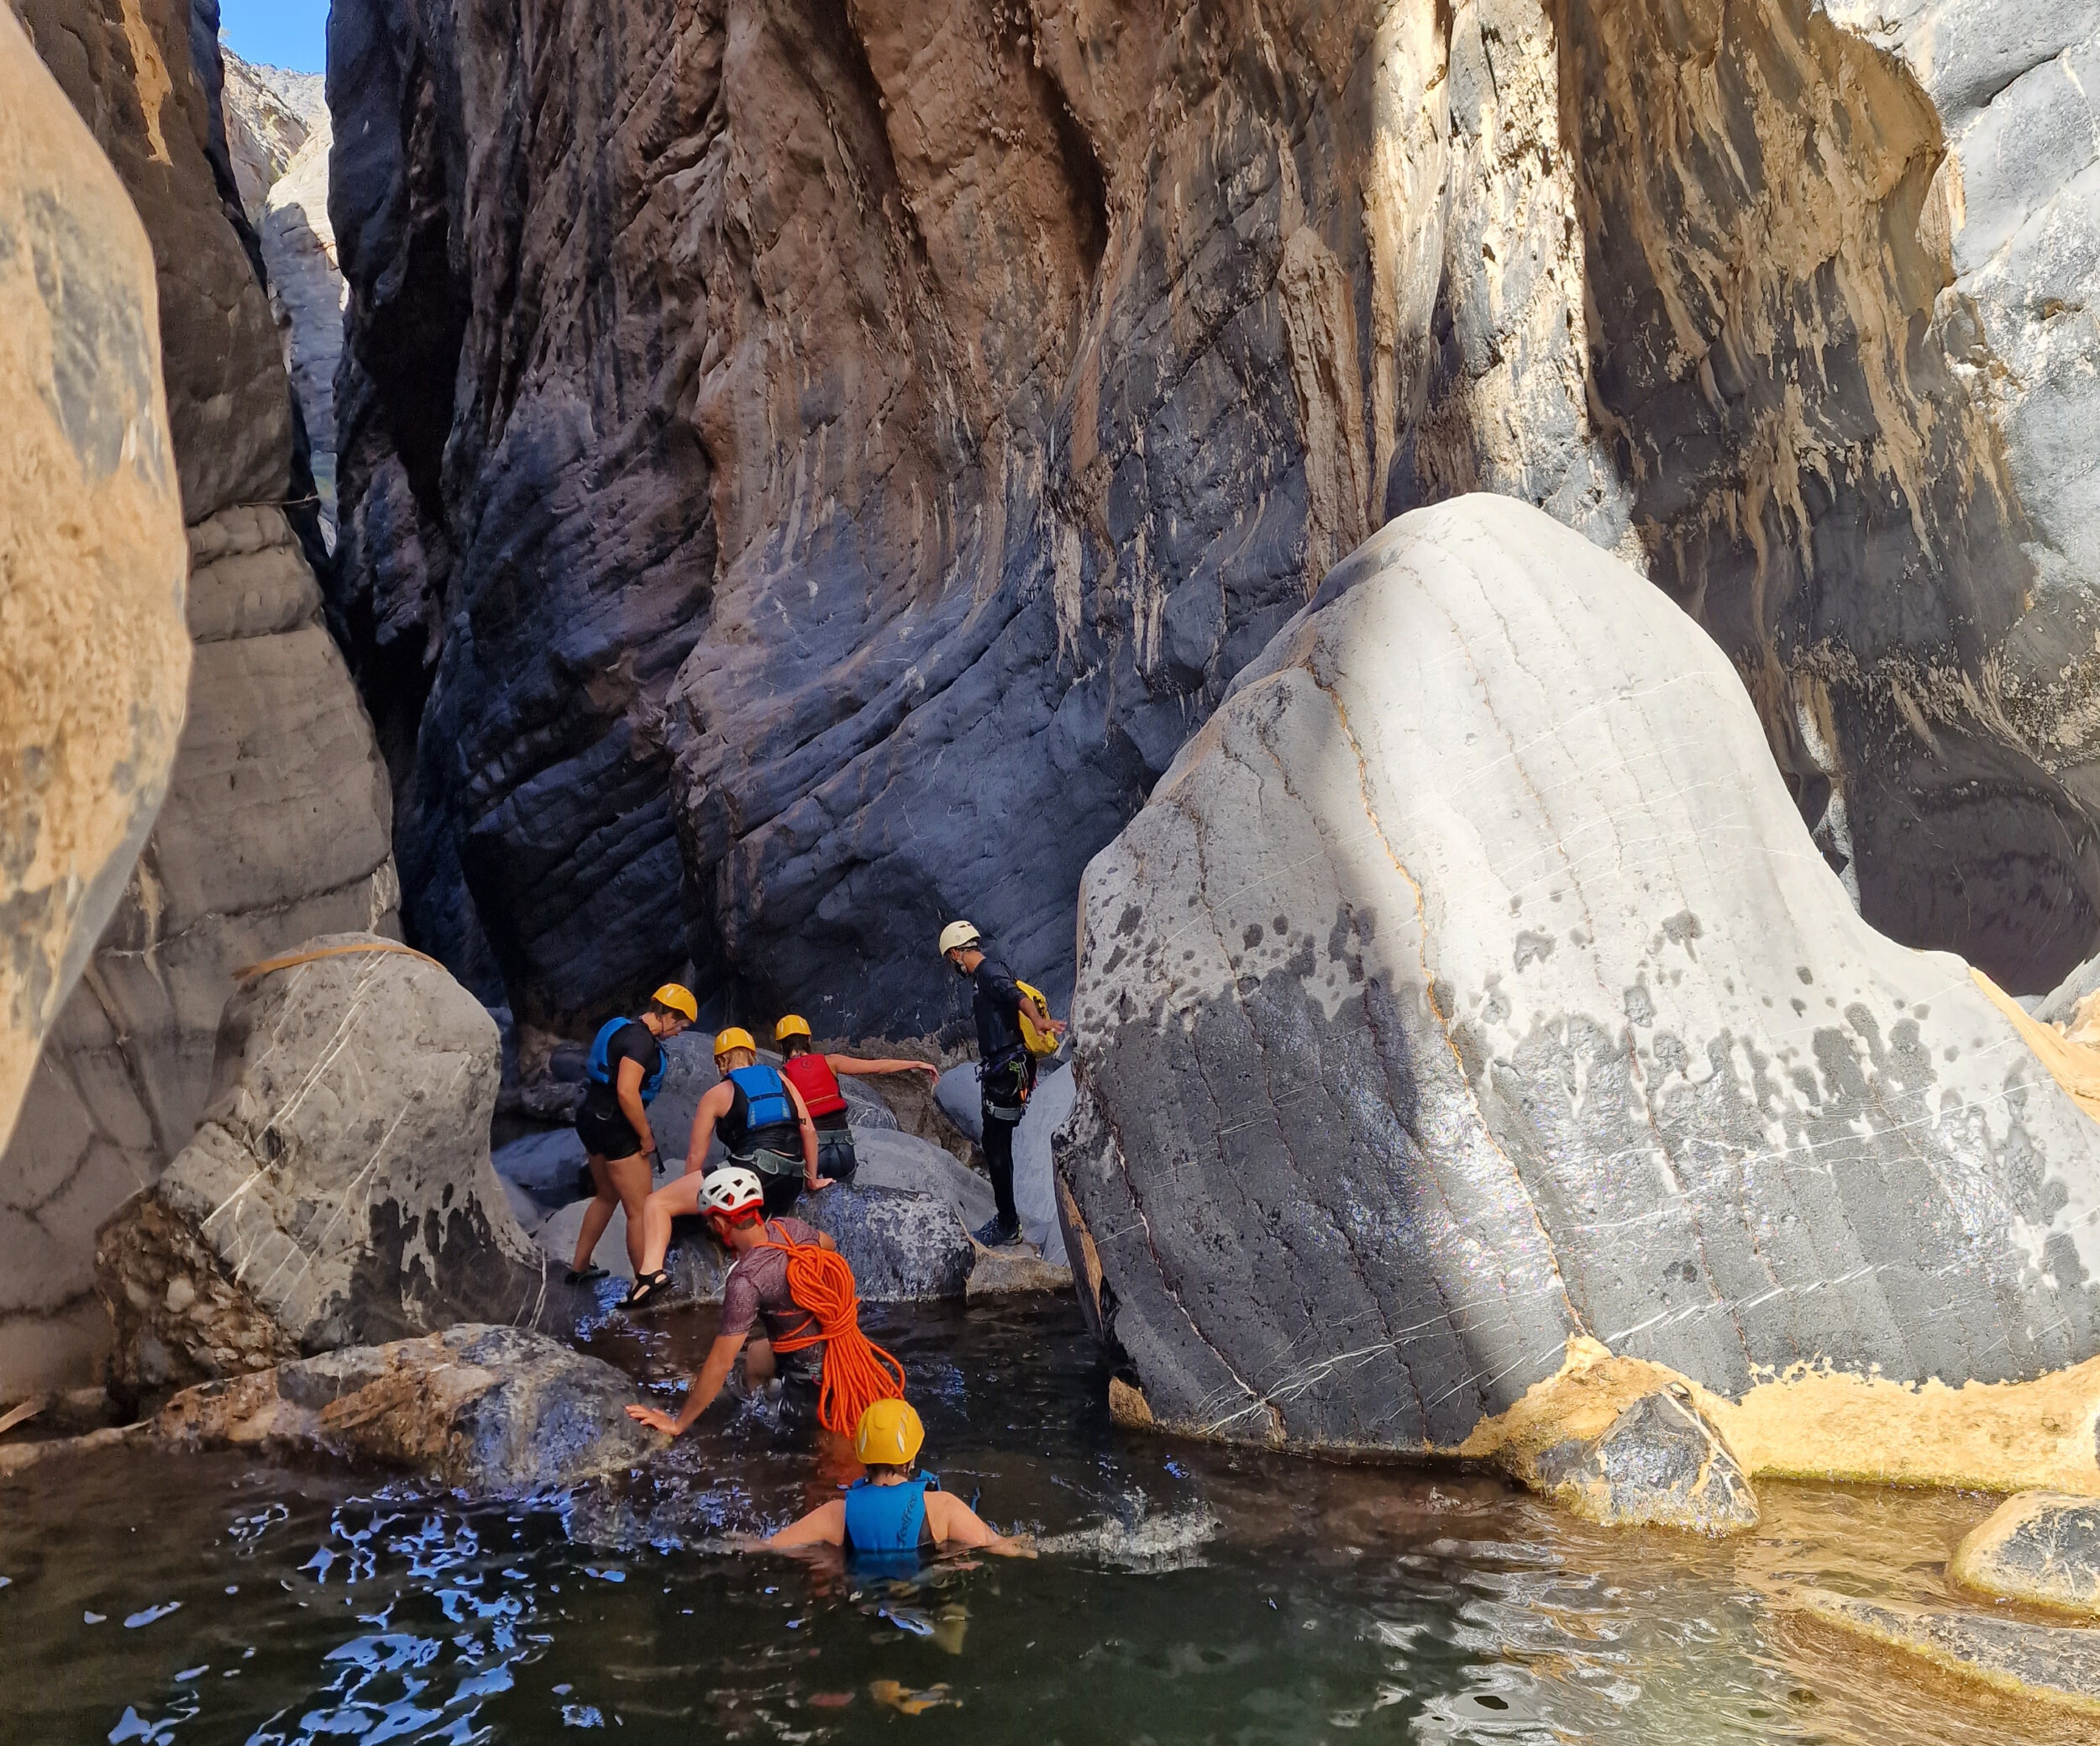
[[576, 1098, 644, 1162], [816, 1129, 858, 1182]]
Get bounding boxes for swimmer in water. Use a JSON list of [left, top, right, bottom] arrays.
[[764, 1399, 1034, 1559]]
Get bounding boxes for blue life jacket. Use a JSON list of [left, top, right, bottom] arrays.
[[843, 1475, 937, 1561], [725, 1063, 796, 1134], [586, 1018, 666, 1105]]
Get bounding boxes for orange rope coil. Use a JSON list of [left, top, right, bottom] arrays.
[[762, 1231, 906, 1436]]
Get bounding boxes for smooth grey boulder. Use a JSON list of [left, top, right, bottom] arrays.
[[494, 1128, 590, 1203], [932, 1060, 1069, 1263], [94, 934, 552, 1391], [1952, 1492, 2100, 1614], [851, 1128, 996, 1233], [1793, 1589, 2100, 1712], [935, 1066, 984, 1145], [1059, 497, 2100, 1455], [150, 1323, 659, 1491]]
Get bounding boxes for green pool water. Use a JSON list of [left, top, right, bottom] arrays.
[[0, 1296, 2084, 1744]]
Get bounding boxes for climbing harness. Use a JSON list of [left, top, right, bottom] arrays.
[[759, 1223, 906, 1437]]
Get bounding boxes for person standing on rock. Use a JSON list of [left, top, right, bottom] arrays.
[[568, 984, 698, 1285], [774, 1015, 940, 1186], [938, 922, 1064, 1247], [623, 1028, 825, 1307], [625, 1169, 839, 1433]]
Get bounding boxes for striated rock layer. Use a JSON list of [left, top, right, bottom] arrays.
[[329, 0, 2100, 1041], [0, 14, 191, 1154], [2, 0, 400, 1397], [1058, 497, 2100, 1472]]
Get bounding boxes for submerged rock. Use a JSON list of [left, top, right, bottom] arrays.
[[1530, 1391, 1758, 1535], [150, 1324, 659, 1492], [1952, 1493, 2100, 1616], [95, 935, 551, 1391], [1793, 1589, 2100, 1716], [1060, 497, 2100, 1478]]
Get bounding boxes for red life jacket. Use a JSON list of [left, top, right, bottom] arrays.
[[780, 1052, 848, 1120]]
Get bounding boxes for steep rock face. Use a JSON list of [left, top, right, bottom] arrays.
[[217, 47, 310, 222], [0, 14, 191, 1149], [2, 0, 399, 1397], [328, 0, 2100, 1042], [1058, 497, 2100, 1455], [261, 116, 344, 531]]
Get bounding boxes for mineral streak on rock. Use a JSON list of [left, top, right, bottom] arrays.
[[1058, 497, 2100, 1468], [0, 12, 190, 1220], [1, 0, 402, 1399], [327, 0, 2100, 1043], [1952, 1491, 2100, 1616], [93, 934, 550, 1394], [150, 1323, 662, 1491]]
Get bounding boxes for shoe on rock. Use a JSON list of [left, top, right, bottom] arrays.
[[973, 1217, 1023, 1249]]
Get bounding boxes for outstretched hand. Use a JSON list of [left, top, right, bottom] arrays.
[[913, 1063, 942, 1082], [626, 1404, 680, 1436], [805, 1175, 837, 1193]]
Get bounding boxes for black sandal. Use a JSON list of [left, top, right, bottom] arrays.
[[622, 1270, 673, 1311], [564, 1265, 608, 1286]]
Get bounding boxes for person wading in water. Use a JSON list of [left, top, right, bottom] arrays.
[[623, 1028, 823, 1307], [624, 1168, 838, 1432], [773, 1016, 939, 1185], [937, 922, 1064, 1247], [567, 984, 697, 1284], [763, 1398, 1032, 1559]]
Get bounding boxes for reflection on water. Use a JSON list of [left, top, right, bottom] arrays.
[[0, 1296, 2088, 1744]]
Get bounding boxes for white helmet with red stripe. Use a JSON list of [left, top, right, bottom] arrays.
[[700, 1167, 765, 1220]]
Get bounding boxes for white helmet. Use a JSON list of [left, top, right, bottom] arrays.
[[938, 920, 981, 957], [700, 1167, 765, 1219]]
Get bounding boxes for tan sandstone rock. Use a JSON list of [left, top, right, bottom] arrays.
[[0, 13, 189, 1149]]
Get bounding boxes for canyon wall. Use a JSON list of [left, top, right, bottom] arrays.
[[330, 0, 2100, 1043], [0, 0, 399, 1396]]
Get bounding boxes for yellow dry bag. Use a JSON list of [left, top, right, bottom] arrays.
[[1016, 980, 1062, 1057]]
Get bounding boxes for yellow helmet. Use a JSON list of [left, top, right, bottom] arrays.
[[774, 1014, 812, 1042], [653, 983, 699, 1023], [713, 1026, 758, 1059], [854, 1396, 925, 1466]]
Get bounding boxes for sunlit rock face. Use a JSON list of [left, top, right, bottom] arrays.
[[326, 0, 2100, 1043], [0, 15, 191, 1160], [1058, 497, 2100, 1454], [2, 0, 399, 1397]]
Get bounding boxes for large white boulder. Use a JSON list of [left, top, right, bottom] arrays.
[[1060, 497, 2100, 1460]]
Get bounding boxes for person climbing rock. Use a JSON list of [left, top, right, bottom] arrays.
[[623, 1029, 824, 1306], [625, 1169, 838, 1431], [938, 921, 1064, 1247], [566, 984, 697, 1284], [774, 1015, 939, 1186], [763, 1398, 1032, 1559]]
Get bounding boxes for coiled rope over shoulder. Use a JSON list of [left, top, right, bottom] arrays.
[[761, 1227, 906, 1437]]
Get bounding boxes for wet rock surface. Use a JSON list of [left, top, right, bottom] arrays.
[[1058, 497, 2100, 1457], [94, 935, 551, 1393], [0, 12, 190, 1151], [1531, 1390, 1760, 1536], [150, 1324, 659, 1492], [1794, 1588, 2100, 1714], [1952, 1492, 2100, 1615], [327, 0, 2100, 1045]]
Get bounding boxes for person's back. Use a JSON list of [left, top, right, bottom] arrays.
[[842, 1471, 937, 1558], [721, 1214, 824, 1351]]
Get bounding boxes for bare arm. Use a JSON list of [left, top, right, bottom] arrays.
[[617, 1058, 655, 1156], [924, 1490, 1035, 1557], [685, 1081, 732, 1175], [625, 1330, 745, 1437], [763, 1498, 846, 1550], [784, 1079, 822, 1187], [824, 1053, 941, 1082]]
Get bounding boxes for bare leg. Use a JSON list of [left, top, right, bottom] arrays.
[[637, 1170, 711, 1276], [601, 1152, 654, 1275], [743, 1338, 777, 1387], [570, 1154, 617, 1271]]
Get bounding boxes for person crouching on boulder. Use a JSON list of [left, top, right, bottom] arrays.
[[937, 921, 1064, 1247], [625, 1169, 838, 1434], [763, 1399, 1032, 1559], [567, 983, 697, 1285], [622, 1028, 822, 1308], [774, 1015, 939, 1186]]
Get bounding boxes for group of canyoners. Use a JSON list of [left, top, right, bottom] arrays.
[[564, 922, 1059, 1559]]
